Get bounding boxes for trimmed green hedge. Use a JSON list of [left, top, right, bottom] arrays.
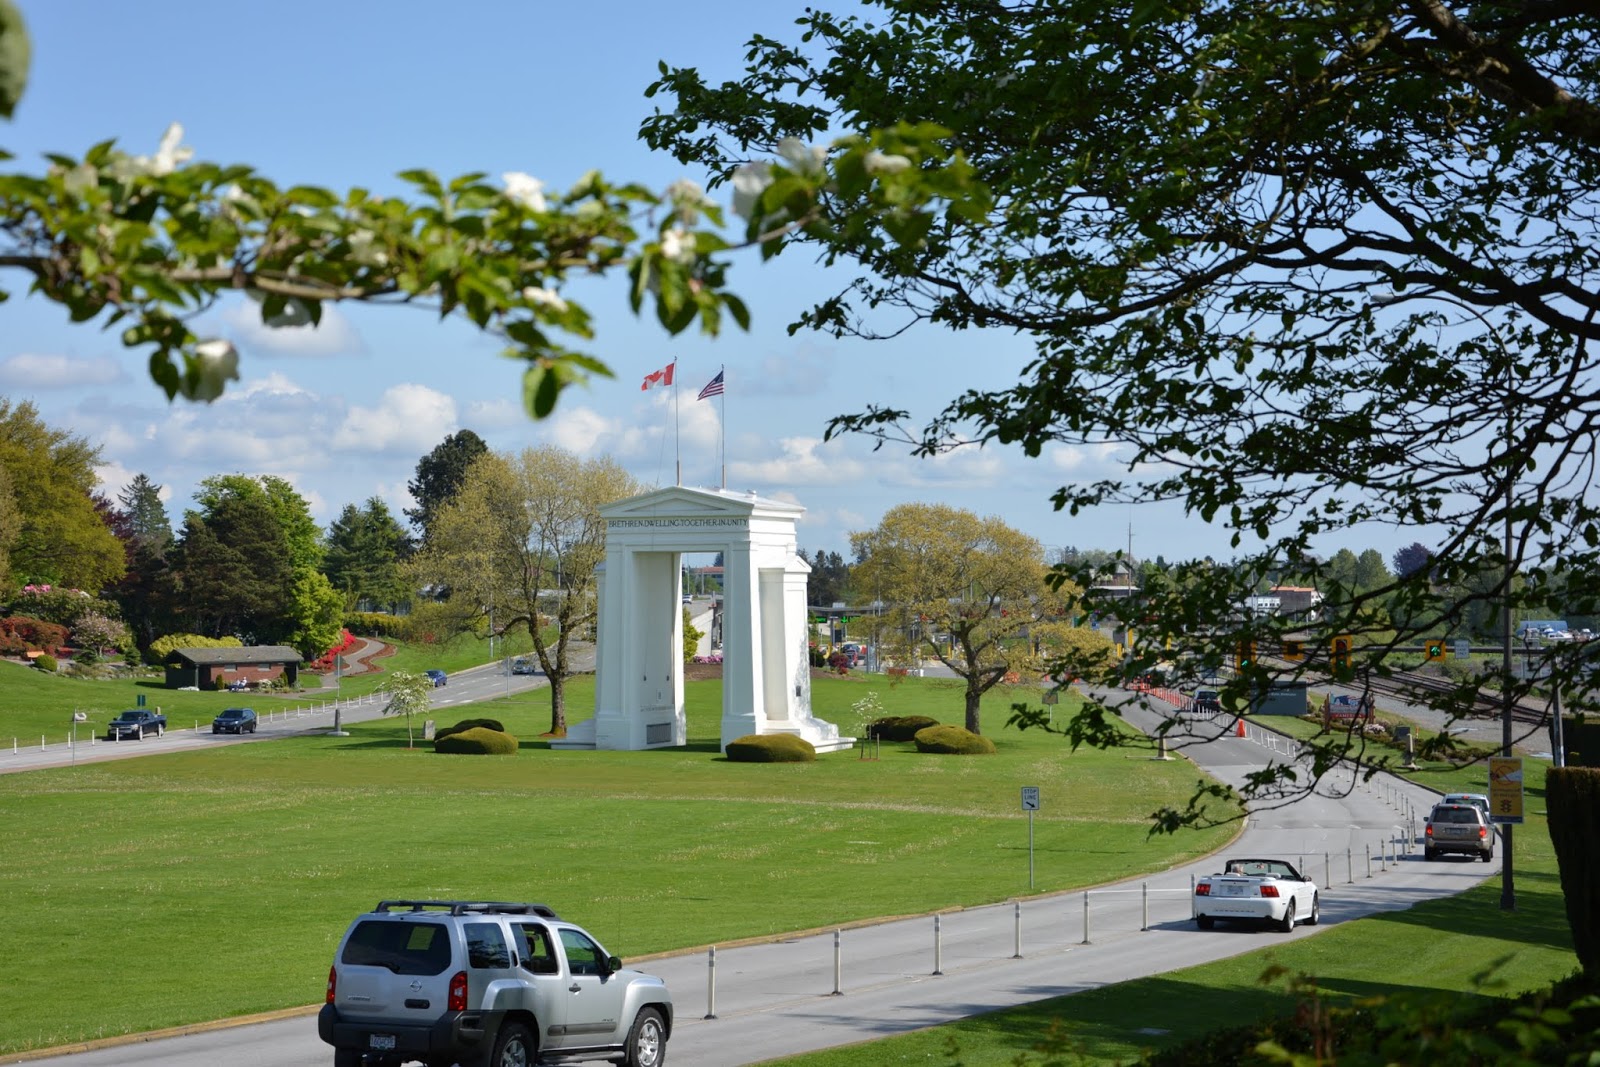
[[433, 727, 519, 755], [867, 715, 940, 741], [725, 733, 817, 763], [435, 718, 507, 741], [1548, 767, 1600, 975], [345, 611, 409, 638], [913, 725, 996, 754]]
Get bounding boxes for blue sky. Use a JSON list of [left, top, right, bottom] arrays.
[[1, 0, 1283, 565]]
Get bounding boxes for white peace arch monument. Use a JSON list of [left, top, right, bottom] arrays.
[[552, 485, 854, 754]]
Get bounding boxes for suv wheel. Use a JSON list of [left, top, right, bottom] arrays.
[[625, 1007, 667, 1067], [491, 1021, 535, 1067]]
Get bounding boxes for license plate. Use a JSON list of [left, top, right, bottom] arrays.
[[1223, 883, 1247, 896], [369, 1034, 396, 1051]]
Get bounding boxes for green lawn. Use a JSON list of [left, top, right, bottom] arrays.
[[0, 671, 1238, 1055], [765, 749, 1577, 1066]]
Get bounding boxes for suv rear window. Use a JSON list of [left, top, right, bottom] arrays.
[[342, 921, 452, 975], [1432, 807, 1478, 824]]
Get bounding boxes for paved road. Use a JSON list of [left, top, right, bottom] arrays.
[[13, 690, 1489, 1067]]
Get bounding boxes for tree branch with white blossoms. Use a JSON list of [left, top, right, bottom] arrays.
[[0, 5, 989, 421]]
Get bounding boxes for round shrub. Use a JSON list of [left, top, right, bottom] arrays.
[[913, 725, 996, 754], [33, 653, 57, 672], [434, 727, 519, 755], [725, 733, 816, 763], [435, 717, 507, 741], [867, 715, 940, 742]]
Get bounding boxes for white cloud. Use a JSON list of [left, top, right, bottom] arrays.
[[0, 352, 124, 389], [537, 403, 660, 459], [729, 435, 867, 486], [221, 301, 365, 358], [333, 384, 458, 454], [463, 397, 527, 431]]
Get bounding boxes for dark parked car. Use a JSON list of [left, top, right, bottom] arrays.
[[424, 669, 448, 687], [105, 709, 166, 740], [212, 707, 258, 735]]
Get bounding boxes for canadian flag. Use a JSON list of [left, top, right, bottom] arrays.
[[641, 362, 675, 390]]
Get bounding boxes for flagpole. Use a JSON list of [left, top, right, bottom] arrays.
[[718, 364, 726, 489], [673, 362, 681, 486]]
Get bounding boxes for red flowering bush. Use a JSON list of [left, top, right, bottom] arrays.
[[306, 629, 358, 672], [0, 616, 69, 656]]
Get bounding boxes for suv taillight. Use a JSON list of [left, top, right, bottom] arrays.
[[1426, 824, 1434, 837], [1259, 885, 1279, 898], [448, 970, 468, 1012], [326, 966, 336, 1004], [1479, 826, 1488, 839]]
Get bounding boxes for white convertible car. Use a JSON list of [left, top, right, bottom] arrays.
[[1193, 858, 1320, 932]]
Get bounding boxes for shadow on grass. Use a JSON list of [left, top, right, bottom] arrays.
[[1356, 869, 1572, 953]]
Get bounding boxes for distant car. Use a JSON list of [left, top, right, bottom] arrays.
[[212, 707, 257, 735], [424, 669, 448, 687], [839, 643, 865, 666], [105, 709, 166, 741], [1193, 858, 1319, 932], [1439, 792, 1490, 818], [511, 658, 538, 675], [1425, 803, 1495, 862], [682, 594, 693, 604], [1192, 689, 1222, 715]]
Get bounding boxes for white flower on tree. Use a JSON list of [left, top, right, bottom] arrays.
[[730, 162, 772, 222], [776, 137, 827, 175], [660, 226, 695, 265], [522, 285, 569, 313], [864, 149, 912, 175], [501, 171, 547, 212]]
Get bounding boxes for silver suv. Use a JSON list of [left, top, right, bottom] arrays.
[[319, 900, 672, 1067], [1424, 803, 1496, 862]]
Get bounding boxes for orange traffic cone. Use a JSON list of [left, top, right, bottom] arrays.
[[1235, 718, 1246, 738]]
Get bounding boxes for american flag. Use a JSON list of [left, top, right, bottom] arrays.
[[696, 370, 725, 400]]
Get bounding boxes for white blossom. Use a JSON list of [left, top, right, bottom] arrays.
[[501, 171, 547, 212], [522, 286, 569, 313], [189, 339, 239, 402], [864, 150, 913, 175], [730, 163, 773, 222], [62, 163, 98, 196], [777, 137, 827, 175], [660, 226, 696, 265], [347, 230, 389, 268], [666, 178, 714, 225]]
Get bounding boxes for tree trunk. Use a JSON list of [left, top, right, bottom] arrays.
[[1547, 767, 1600, 975], [965, 683, 983, 734], [549, 675, 566, 736]]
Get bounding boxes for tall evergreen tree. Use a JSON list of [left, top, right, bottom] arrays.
[[325, 497, 412, 612], [172, 494, 293, 641], [405, 430, 487, 545], [116, 473, 173, 555]]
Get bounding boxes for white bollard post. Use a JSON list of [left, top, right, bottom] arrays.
[[1081, 891, 1091, 945], [1013, 901, 1023, 959], [704, 946, 717, 1020], [1365, 843, 1372, 879], [933, 916, 943, 975], [831, 930, 842, 996], [1141, 881, 1149, 931], [1347, 847, 1354, 883], [1325, 853, 1331, 886], [40, 734, 45, 751], [1190, 874, 1196, 918]]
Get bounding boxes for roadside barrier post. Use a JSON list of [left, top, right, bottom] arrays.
[[1013, 901, 1023, 959], [704, 947, 717, 1020], [1365, 843, 1372, 879], [831, 930, 842, 996], [933, 916, 943, 975], [1141, 882, 1149, 931], [39, 734, 44, 751], [1324, 853, 1331, 886], [1081, 891, 1091, 944], [1190, 874, 1196, 918], [1347, 848, 1354, 883]]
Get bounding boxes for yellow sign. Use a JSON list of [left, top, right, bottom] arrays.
[[1282, 639, 1305, 661], [1424, 639, 1446, 662], [1488, 756, 1525, 825]]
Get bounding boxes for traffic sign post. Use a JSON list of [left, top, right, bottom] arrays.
[[1020, 787, 1040, 888]]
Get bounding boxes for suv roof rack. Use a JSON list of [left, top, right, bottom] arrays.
[[375, 900, 560, 918]]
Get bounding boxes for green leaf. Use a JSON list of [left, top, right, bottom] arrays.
[[0, 0, 29, 120], [724, 293, 751, 331]]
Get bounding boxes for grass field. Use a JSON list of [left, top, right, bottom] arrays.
[[766, 730, 1577, 1066], [0, 669, 1239, 1056]]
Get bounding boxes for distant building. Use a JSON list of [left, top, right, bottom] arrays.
[[1244, 586, 1323, 621], [164, 646, 303, 689]]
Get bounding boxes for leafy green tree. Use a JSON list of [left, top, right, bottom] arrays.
[[194, 474, 323, 571], [284, 568, 344, 662], [324, 497, 411, 611], [1323, 549, 1359, 595], [1393, 543, 1434, 580], [0, 399, 125, 592], [377, 670, 434, 749], [72, 611, 130, 661], [1353, 549, 1392, 595], [405, 431, 488, 546], [0, 462, 17, 588], [413, 446, 641, 736], [646, 0, 1600, 814], [171, 494, 293, 640], [803, 548, 851, 606], [851, 503, 1053, 733]]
